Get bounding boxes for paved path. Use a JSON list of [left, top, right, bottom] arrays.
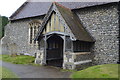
[[0, 61, 72, 78]]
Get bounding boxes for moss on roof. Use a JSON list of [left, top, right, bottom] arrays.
[[55, 3, 95, 42]]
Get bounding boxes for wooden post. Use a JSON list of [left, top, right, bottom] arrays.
[[63, 35, 66, 68], [44, 35, 47, 65]]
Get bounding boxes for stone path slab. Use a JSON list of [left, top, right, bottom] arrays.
[[0, 61, 72, 78]]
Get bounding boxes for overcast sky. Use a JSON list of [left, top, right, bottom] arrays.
[[0, 0, 26, 17], [0, 0, 119, 17]]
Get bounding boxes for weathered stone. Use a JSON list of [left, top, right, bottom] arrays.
[[1, 3, 119, 70], [2, 17, 43, 56], [75, 4, 119, 65]]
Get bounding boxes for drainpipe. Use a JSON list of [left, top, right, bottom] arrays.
[[118, 1, 120, 64]]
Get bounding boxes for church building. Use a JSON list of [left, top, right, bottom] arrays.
[[1, 1, 119, 69]]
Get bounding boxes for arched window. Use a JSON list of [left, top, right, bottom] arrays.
[[29, 20, 42, 45]]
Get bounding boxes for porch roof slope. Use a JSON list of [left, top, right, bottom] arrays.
[[55, 3, 95, 42], [35, 3, 95, 42]]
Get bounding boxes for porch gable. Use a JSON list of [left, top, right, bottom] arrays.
[[35, 2, 95, 42]]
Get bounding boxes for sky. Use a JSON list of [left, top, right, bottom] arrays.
[[0, 0, 26, 17], [0, 0, 119, 17]]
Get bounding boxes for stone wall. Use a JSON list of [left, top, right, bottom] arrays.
[[63, 52, 92, 70], [1, 17, 44, 56], [1, 2, 119, 69], [75, 3, 119, 64]]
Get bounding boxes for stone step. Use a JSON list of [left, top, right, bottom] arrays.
[[74, 60, 92, 65], [74, 60, 92, 70]]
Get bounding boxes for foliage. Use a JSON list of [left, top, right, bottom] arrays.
[[70, 64, 118, 78], [0, 16, 9, 39], [0, 66, 18, 78]]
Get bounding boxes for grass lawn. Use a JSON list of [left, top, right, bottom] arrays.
[[0, 55, 2, 60], [0, 54, 39, 66], [0, 66, 18, 78], [70, 64, 119, 78]]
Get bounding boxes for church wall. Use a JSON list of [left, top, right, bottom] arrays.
[[75, 3, 119, 65], [1, 16, 44, 56], [1, 2, 119, 69]]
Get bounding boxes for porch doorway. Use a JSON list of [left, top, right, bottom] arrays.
[[46, 34, 64, 67]]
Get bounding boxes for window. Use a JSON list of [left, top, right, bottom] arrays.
[[30, 27, 32, 44], [73, 40, 92, 52], [29, 20, 41, 45]]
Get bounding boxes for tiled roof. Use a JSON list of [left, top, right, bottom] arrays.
[[10, 2, 115, 20]]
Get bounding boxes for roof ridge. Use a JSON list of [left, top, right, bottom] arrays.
[[54, 2, 71, 11]]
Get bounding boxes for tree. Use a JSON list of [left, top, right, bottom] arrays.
[[0, 16, 9, 39]]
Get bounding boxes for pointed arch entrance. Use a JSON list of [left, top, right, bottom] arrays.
[[46, 34, 64, 67]]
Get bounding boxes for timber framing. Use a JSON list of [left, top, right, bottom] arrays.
[[35, 2, 95, 42]]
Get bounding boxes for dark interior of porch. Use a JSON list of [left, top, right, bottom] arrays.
[[46, 34, 64, 67]]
